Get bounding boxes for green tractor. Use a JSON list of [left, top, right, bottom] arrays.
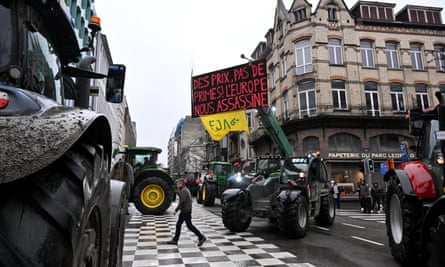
[[196, 161, 234, 206], [222, 153, 335, 237], [112, 146, 175, 214]]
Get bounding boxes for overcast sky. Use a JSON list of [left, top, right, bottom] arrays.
[[94, 0, 444, 165]]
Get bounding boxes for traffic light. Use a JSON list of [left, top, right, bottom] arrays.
[[359, 158, 375, 173], [368, 159, 374, 172]]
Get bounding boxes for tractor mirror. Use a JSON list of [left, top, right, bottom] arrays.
[[106, 64, 126, 103]]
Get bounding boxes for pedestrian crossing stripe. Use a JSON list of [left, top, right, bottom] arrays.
[[336, 209, 386, 224]]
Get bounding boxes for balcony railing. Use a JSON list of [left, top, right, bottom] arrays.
[[250, 103, 410, 143]]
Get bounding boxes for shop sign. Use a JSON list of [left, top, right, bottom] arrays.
[[328, 152, 416, 160]]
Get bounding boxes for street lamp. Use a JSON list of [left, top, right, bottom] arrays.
[[240, 54, 254, 62]]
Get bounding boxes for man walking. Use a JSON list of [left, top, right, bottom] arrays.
[[167, 178, 207, 246]]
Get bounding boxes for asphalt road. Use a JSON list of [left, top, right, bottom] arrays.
[[202, 199, 400, 267]]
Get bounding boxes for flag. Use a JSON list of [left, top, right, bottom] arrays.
[[200, 110, 250, 141]]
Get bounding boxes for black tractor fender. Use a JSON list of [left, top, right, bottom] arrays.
[[384, 169, 416, 196], [0, 91, 113, 183], [278, 189, 304, 205], [223, 188, 242, 202], [135, 169, 173, 186]]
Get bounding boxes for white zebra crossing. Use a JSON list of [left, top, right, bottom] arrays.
[[336, 209, 386, 224]]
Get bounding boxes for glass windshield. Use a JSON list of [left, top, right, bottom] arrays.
[[421, 120, 443, 182], [132, 151, 157, 167], [0, 3, 12, 70], [27, 28, 62, 102], [422, 120, 441, 163], [257, 158, 281, 173], [214, 164, 232, 176], [281, 157, 308, 182]]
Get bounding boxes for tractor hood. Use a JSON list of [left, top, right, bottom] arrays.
[[0, 88, 107, 183]]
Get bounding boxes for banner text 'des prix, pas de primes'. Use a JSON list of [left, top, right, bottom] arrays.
[[191, 59, 269, 117]]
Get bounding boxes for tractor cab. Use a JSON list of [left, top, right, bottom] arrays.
[[125, 147, 161, 175], [408, 107, 444, 195]]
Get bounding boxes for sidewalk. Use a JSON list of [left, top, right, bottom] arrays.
[[122, 202, 314, 267]]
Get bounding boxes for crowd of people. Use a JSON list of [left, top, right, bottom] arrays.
[[331, 179, 383, 213], [358, 179, 382, 213]]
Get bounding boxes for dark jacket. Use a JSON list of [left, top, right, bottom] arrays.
[[175, 186, 192, 214]]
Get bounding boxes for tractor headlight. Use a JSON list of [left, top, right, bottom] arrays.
[[436, 153, 444, 165]]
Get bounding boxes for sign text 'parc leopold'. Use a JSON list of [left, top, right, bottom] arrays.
[[192, 60, 268, 117]]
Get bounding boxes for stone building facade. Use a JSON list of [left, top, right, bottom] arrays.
[[245, 0, 445, 185], [169, 116, 207, 177]]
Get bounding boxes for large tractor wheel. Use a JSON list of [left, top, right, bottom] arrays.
[[278, 195, 308, 238], [196, 185, 203, 204], [133, 177, 174, 215], [314, 193, 335, 226], [222, 198, 251, 232], [0, 142, 112, 267], [109, 180, 128, 267], [385, 178, 422, 266], [203, 183, 216, 207], [427, 214, 445, 267]]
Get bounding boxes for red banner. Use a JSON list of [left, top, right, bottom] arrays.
[[191, 59, 269, 117]]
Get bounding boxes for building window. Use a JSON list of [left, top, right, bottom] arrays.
[[434, 44, 445, 71], [360, 40, 375, 68], [79, 18, 85, 39], [410, 43, 424, 70], [281, 54, 287, 78], [361, 5, 393, 20], [390, 83, 405, 112], [328, 6, 337, 21], [269, 65, 276, 88], [328, 39, 343, 65], [328, 133, 361, 153], [283, 91, 289, 120], [386, 42, 400, 69], [295, 39, 312, 75], [370, 135, 411, 153], [365, 82, 380, 117], [415, 84, 429, 109], [299, 80, 316, 118], [410, 9, 441, 24], [440, 84, 445, 94], [331, 80, 347, 110], [294, 8, 307, 22], [303, 136, 320, 154]]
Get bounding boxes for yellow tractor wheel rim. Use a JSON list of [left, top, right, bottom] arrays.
[[140, 184, 165, 209], [202, 184, 207, 200]]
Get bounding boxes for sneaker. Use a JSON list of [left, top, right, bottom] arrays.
[[167, 239, 178, 245], [197, 236, 207, 247]]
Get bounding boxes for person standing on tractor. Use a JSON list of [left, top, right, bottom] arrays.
[[168, 178, 207, 246]]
